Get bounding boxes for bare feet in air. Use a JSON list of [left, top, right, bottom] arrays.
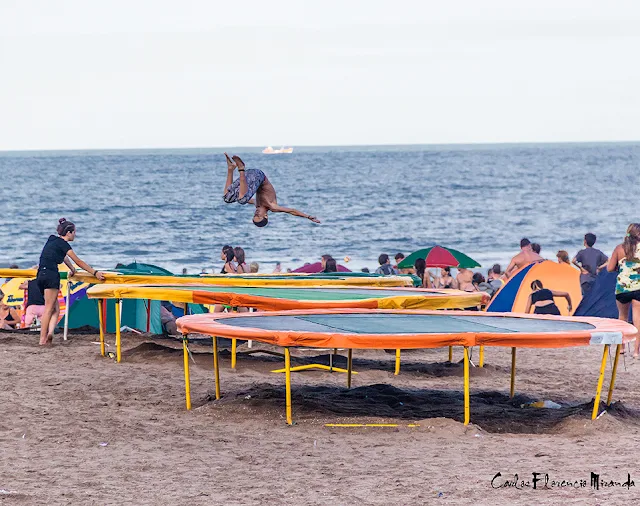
[[224, 152, 236, 172], [232, 155, 245, 171]]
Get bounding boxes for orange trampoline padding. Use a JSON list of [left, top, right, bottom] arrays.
[[177, 309, 637, 350], [73, 272, 414, 288], [86, 284, 488, 311]]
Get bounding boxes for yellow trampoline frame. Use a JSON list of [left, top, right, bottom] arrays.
[[176, 309, 637, 425]]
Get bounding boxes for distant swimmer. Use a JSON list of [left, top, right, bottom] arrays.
[[222, 153, 320, 227], [503, 238, 543, 279]]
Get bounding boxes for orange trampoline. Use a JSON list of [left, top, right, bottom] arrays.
[[86, 285, 487, 368], [177, 309, 637, 425], [87, 284, 488, 311]]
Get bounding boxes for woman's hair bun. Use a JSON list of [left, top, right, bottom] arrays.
[[56, 218, 75, 236]]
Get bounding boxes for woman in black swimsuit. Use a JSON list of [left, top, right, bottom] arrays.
[[37, 218, 105, 345], [524, 280, 572, 315], [220, 245, 237, 274], [0, 289, 20, 329]]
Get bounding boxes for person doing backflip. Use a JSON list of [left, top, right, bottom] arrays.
[[222, 153, 320, 227]]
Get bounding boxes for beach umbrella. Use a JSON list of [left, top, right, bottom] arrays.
[[292, 262, 351, 273], [397, 246, 481, 269]]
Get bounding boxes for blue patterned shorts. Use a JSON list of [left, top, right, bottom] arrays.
[[223, 169, 266, 205]]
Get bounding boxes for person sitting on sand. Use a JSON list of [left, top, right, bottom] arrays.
[[321, 255, 334, 273], [220, 245, 236, 274], [36, 218, 105, 345], [472, 273, 495, 296], [413, 258, 432, 288], [606, 223, 640, 357], [375, 254, 398, 275], [324, 258, 338, 273], [524, 280, 572, 315], [0, 289, 20, 330], [19, 277, 46, 328], [504, 238, 544, 279], [435, 266, 458, 289], [394, 253, 414, 275], [234, 247, 248, 274], [222, 153, 320, 227], [456, 267, 475, 292], [160, 301, 178, 335], [487, 264, 503, 294]]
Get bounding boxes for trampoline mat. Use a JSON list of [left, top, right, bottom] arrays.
[[215, 313, 597, 335], [186, 286, 447, 300]]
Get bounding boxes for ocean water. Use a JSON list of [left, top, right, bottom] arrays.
[[0, 143, 638, 275]]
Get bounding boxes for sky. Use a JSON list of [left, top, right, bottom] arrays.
[[1, 0, 639, 150]]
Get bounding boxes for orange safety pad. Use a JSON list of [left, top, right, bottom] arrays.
[[177, 309, 637, 350]]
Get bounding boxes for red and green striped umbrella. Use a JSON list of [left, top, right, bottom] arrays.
[[397, 246, 481, 269]]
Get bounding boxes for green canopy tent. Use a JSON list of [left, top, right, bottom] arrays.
[[63, 262, 205, 333]]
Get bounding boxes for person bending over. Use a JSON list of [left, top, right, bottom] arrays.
[[222, 153, 320, 227], [524, 280, 572, 315], [36, 218, 105, 345], [504, 238, 543, 279], [19, 278, 46, 328]]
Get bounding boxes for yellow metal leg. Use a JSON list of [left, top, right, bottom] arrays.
[[182, 334, 191, 410], [213, 336, 221, 400], [510, 347, 516, 398], [115, 299, 122, 363], [592, 344, 610, 420], [98, 299, 105, 357], [394, 349, 401, 375], [448, 346, 453, 362], [271, 364, 356, 374], [231, 338, 237, 369], [606, 344, 622, 406], [479, 345, 484, 368], [347, 349, 353, 389], [463, 346, 470, 425], [285, 347, 292, 425]]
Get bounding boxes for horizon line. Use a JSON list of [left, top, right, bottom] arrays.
[[1, 139, 639, 154]]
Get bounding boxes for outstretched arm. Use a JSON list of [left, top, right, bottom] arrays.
[[66, 250, 105, 280], [271, 205, 321, 223], [63, 257, 77, 277]]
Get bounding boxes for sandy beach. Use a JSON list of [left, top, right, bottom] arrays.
[[1, 329, 639, 505]]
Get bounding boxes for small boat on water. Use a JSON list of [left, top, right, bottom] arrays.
[[263, 146, 293, 154]]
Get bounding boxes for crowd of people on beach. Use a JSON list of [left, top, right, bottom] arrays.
[[1, 221, 639, 352]]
